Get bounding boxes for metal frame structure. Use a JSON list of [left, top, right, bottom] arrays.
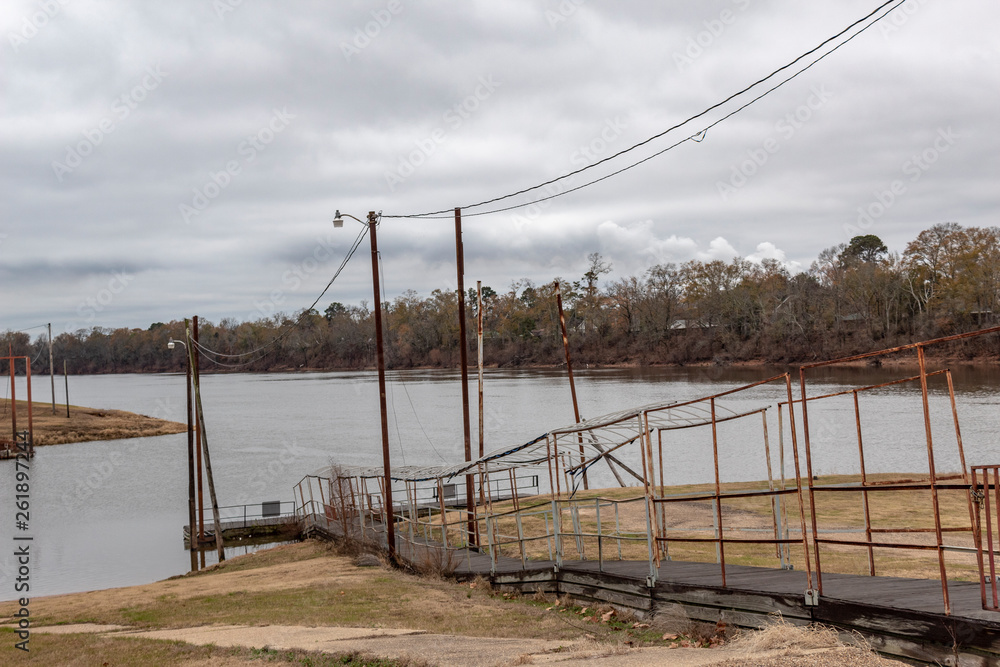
[[1, 354, 34, 459], [292, 326, 1000, 616]]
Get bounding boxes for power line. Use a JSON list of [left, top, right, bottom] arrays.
[[193, 220, 370, 367], [383, 0, 904, 220]]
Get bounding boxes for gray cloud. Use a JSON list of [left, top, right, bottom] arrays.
[[1, 0, 997, 333]]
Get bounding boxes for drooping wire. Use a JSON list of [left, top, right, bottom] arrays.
[[376, 249, 451, 464], [193, 220, 370, 368], [383, 0, 904, 220]]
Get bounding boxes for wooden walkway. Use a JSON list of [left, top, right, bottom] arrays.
[[303, 513, 1000, 665], [183, 515, 300, 545]]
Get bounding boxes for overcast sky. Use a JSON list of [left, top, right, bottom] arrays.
[[2, 0, 997, 335]]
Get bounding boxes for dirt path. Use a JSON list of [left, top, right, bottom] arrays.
[[32, 622, 899, 667]]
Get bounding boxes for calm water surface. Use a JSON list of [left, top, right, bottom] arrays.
[[2, 365, 1000, 600]]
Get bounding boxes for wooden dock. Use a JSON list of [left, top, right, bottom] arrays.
[[183, 514, 301, 546], [303, 512, 1000, 665]]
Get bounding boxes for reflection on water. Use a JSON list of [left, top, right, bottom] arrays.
[[1, 364, 998, 599]]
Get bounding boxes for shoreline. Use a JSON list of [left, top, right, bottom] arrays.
[[0, 398, 185, 446]]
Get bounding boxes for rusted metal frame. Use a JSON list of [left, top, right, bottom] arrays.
[[816, 538, 943, 551], [783, 372, 813, 592], [803, 326, 1000, 371], [636, 414, 655, 572], [454, 208, 477, 549], [561, 433, 645, 478], [777, 403, 791, 564], [853, 390, 876, 577], [973, 467, 999, 609], [24, 358, 32, 441], [658, 429, 669, 561], [917, 345, 951, 615], [656, 487, 800, 504], [948, 370, 983, 607], [643, 411, 661, 568], [307, 477, 316, 527], [710, 397, 727, 586], [484, 461, 497, 555], [798, 367, 822, 594], [546, 435, 558, 498], [779, 369, 951, 407], [761, 410, 780, 558], [868, 526, 972, 533], [8, 353, 17, 444], [815, 482, 967, 491], [509, 467, 527, 565], [992, 468, 1000, 609], [437, 478, 449, 549], [663, 536, 803, 545], [651, 407, 768, 432]]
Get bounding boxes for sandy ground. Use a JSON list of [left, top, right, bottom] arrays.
[[30, 622, 904, 666], [1, 540, 906, 667]]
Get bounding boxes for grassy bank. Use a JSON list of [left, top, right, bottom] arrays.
[[0, 398, 185, 445]]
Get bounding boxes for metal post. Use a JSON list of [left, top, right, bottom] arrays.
[[455, 208, 476, 546], [185, 338, 197, 570], [48, 323, 55, 415], [63, 359, 69, 418], [917, 345, 950, 615], [477, 281, 484, 459], [8, 350, 15, 443], [192, 316, 225, 563], [555, 281, 588, 490], [187, 320, 205, 545], [369, 211, 396, 560]]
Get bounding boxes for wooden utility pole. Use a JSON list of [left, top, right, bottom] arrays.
[[191, 316, 225, 562], [48, 323, 55, 415], [455, 208, 476, 545], [368, 211, 396, 560]]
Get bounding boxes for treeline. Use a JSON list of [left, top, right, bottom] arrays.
[[4, 223, 1000, 375]]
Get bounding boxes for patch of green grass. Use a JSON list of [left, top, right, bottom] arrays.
[[0, 630, 417, 666]]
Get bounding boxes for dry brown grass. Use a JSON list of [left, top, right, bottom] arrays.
[[479, 473, 983, 582], [0, 398, 185, 445]]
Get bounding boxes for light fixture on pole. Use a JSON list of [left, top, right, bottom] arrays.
[[333, 210, 395, 559]]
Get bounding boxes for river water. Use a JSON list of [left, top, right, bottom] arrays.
[[2, 364, 1000, 600]]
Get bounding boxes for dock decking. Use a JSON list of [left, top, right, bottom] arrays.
[[303, 512, 1000, 666]]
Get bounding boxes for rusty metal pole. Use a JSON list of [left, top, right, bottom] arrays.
[[63, 359, 69, 418], [455, 208, 476, 546], [477, 281, 484, 459], [184, 334, 197, 571], [555, 281, 588, 490], [192, 316, 225, 563], [48, 323, 55, 415], [187, 320, 205, 545], [917, 345, 950, 615], [369, 212, 396, 560], [8, 349, 16, 443], [25, 357, 32, 450]]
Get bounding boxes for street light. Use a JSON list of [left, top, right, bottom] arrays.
[[334, 210, 395, 559], [168, 337, 199, 570]]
